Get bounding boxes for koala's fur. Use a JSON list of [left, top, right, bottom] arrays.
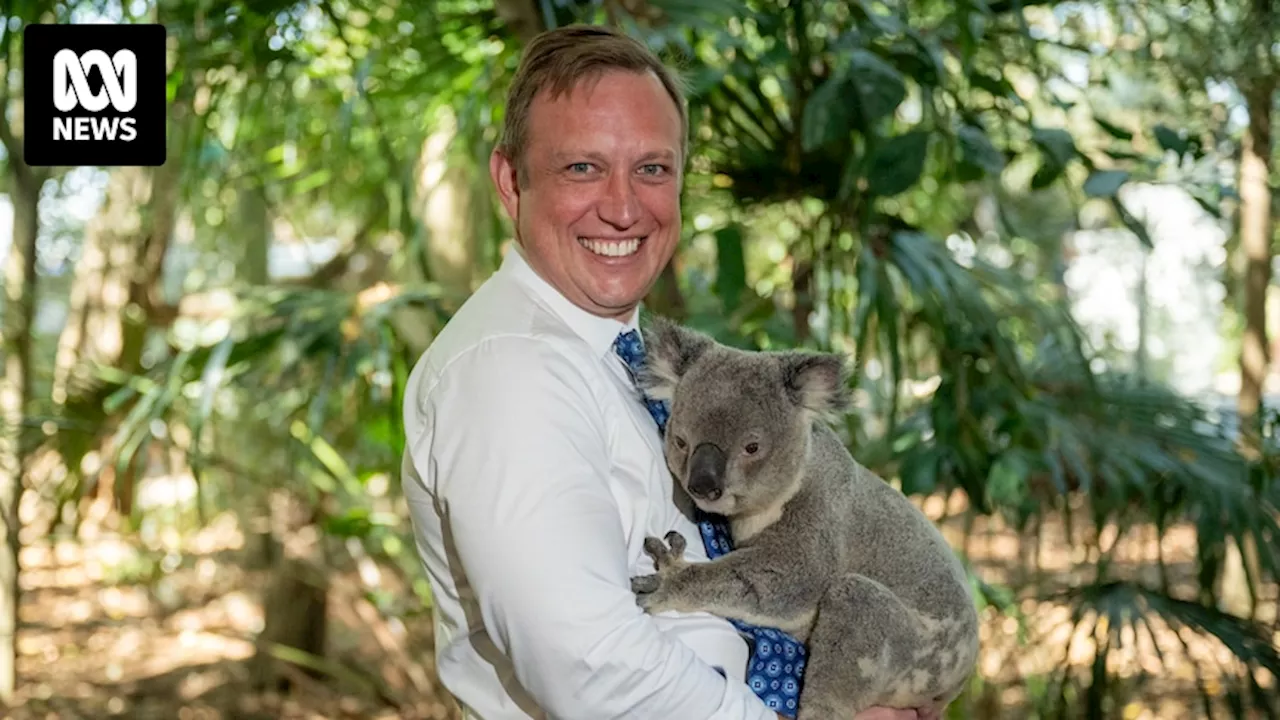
[[629, 316, 980, 719]]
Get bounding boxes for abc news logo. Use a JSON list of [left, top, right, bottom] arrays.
[[24, 23, 166, 167], [53, 49, 140, 142]]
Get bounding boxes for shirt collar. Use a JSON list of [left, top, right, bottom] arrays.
[[499, 242, 640, 359]]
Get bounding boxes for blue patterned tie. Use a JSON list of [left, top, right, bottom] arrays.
[[613, 328, 807, 717]]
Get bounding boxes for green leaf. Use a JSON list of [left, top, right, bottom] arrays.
[[886, 37, 942, 87], [1093, 115, 1134, 141], [1083, 170, 1130, 198], [1191, 191, 1223, 218], [1104, 148, 1147, 162], [292, 169, 332, 195], [853, 0, 905, 35], [866, 130, 930, 197], [325, 507, 374, 538], [1112, 197, 1154, 248], [1030, 158, 1064, 189], [970, 71, 1015, 99], [682, 66, 726, 99], [986, 450, 1031, 509], [1032, 127, 1078, 166], [714, 224, 748, 312], [1027, 127, 1077, 190], [291, 420, 363, 496], [848, 49, 907, 130], [957, 124, 1005, 175], [1153, 124, 1189, 156], [899, 445, 939, 495], [800, 73, 855, 152]]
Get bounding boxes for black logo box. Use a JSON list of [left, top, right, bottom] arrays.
[[23, 23, 167, 168]]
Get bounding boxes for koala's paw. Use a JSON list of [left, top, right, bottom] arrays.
[[630, 574, 660, 595], [631, 532, 690, 614], [632, 578, 677, 614], [642, 531, 688, 572]]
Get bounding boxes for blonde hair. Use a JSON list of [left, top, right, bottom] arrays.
[[497, 24, 689, 185]]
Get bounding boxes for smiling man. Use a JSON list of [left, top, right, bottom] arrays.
[[400, 24, 925, 720]]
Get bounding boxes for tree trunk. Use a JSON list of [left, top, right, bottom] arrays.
[[0, 175, 42, 703], [1223, 70, 1274, 622], [52, 79, 194, 523], [645, 260, 688, 322], [52, 168, 153, 405], [418, 108, 480, 299], [51, 165, 172, 521], [251, 489, 329, 691], [1235, 80, 1274, 454], [792, 259, 813, 344]]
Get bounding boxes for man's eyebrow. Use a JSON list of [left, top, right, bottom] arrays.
[[638, 150, 678, 164], [549, 149, 678, 164]]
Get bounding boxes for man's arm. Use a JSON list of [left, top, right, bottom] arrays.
[[409, 337, 776, 720]]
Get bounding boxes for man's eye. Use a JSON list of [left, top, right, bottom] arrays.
[[640, 164, 667, 176], [568, 162, 592, 173]]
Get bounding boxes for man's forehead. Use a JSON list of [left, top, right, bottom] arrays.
[[535, 67, 662, 103]]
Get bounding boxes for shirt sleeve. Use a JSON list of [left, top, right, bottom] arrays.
[[410, 336, 776, 720]]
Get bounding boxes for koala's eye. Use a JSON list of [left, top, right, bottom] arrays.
[[744, 442, 760, 455], [674, 435, 688, 450]]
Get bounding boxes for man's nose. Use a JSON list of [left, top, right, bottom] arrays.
[[687, 443, 726, 501], [597, 171, 641, 228]]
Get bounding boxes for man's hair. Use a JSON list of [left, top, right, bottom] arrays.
[[496, 24, 689, 185]]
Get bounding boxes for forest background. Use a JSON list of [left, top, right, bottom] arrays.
[[0, 0, 1278, 718]]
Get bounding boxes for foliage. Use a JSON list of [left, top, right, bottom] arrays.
[[3, 0, 1278, 716]]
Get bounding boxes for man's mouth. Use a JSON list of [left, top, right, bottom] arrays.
[[578, 236, 645, 258]]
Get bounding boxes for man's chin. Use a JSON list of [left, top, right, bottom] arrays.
[[580, 283, 651, 319]]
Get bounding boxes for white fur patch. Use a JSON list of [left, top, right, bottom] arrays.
[[639, 358, 680, 402]]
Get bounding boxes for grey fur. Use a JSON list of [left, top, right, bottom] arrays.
[[631, 315, 980, 719]]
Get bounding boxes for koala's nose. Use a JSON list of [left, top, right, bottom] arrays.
[[687, 443, 727, 501]]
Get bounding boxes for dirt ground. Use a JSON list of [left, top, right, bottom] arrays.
[[2, 491, 1276, 719]]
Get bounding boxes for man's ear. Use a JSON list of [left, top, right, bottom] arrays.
[[639, 314, 712, 401], [781, 351, 852, 423], [489, 147, 521, 223]]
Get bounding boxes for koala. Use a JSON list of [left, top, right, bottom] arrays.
[[629, 316, 980, 720]]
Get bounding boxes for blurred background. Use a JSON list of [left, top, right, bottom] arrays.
[[0, 0, 1277, 718]]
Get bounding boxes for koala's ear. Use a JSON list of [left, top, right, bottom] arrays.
[[639, 314, 712, 401], [781, 352, 852, 422]]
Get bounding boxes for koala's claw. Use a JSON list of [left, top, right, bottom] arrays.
[[643, 531, 688, 571], [664, 530, 687, 557]]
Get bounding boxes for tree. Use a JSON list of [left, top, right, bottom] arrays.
[[0, 3, 57, 700]]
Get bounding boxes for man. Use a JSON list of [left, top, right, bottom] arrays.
[[401, 23, 928, 720]]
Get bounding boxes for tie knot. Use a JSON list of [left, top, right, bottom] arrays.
[[613, 329, 646, 374]]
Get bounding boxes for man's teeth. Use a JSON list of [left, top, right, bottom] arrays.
[[579, 237, 642, 257]]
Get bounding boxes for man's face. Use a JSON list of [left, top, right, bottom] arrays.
[[490, 69, 683, 322]]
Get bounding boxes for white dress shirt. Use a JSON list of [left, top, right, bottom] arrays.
[[400, 243, 776, 720]]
